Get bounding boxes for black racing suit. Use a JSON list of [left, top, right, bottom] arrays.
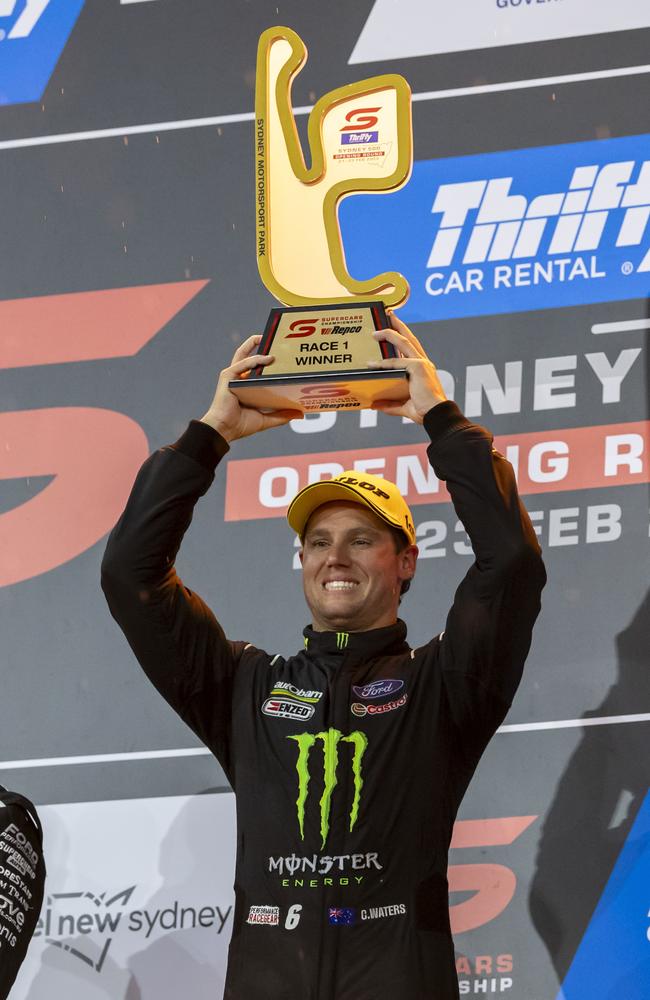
[[101, 401, 545, 1000]]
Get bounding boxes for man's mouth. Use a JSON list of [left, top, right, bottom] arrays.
[[323, 581, 359, 592]]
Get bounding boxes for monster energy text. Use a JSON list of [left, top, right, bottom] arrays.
[[287, 729, 368, 848], [268, 850, 383, 889], [268, 853, 383, 876]]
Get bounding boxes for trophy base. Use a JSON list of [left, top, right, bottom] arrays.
[[230, 369, 409, 413], [229, 301, 408, 412]]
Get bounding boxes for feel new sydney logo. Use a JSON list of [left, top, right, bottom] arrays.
[[33, 886, 232, 973]]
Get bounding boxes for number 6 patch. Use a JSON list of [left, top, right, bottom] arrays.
[[285, 904, 302, 930]]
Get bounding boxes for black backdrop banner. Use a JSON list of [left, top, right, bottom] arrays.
[[1, 2, 649, 997]]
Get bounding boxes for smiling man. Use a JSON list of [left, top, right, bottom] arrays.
[[295, 487, 418, 633], [101, 315, 545, 1000]]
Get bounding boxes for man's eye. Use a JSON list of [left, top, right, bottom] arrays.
[[352, 538, 371, 546]]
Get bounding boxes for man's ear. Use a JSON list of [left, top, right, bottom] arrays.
[[400, 544, 418, 580], [298, 547, 304, 565]]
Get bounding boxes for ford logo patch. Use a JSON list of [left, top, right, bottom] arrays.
[[352, 679, 404, 700]]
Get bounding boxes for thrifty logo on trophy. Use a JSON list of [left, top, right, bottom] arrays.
[[230, 26, 413, 413], [338, 107, 390, 163]]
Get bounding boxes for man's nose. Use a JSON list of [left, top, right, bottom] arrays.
[[326, 542, 350, 565]]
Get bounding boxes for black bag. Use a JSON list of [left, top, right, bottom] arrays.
[[0, 788, 46, 999]]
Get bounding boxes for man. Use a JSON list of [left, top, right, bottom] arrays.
[[0, 787, 46, 1000], [101, 315, 545, 1000]]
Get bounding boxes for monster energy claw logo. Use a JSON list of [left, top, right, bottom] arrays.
[[287, 729, 368, 848]]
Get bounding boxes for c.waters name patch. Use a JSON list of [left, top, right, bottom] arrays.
[[360, 903, 407, 920]]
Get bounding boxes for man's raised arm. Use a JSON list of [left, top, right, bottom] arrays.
[[101, 337, 301, 776], [371, 315, 546, 760]]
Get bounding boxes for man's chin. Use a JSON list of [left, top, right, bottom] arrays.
[[319, 607, 360, 629], [311, 599, 364, 631]]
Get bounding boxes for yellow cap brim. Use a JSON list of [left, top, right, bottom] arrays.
[[287, 480, 407, 541]]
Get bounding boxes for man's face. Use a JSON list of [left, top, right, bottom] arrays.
[[299, 501, 418, 633]]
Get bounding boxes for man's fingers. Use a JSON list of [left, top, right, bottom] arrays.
[[230, 335, 263, 366], [372, 328, 420, 359], [387, 312, 426, 356], [262, 408, 304, 428], [368, 354, 412, 369], [227, 353, 274, 378], [387, 311, 410, 335], [371, 399, 408, 416]]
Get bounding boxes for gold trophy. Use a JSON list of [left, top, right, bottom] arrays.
[[230, 26, 413, 413]]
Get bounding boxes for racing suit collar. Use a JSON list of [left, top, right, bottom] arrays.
[[302, 619, 409, 659]]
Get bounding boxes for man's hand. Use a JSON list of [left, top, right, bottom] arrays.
[[368, 313, 447, 423], [200, 336, 303, 442]]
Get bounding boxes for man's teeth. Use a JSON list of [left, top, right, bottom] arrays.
[[324, 581, 359, 591]]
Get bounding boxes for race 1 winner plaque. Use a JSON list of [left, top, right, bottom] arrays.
[[229, 25, 413, 414]]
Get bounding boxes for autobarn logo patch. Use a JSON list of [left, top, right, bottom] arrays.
[[262, 680, 323, 720], [269, 681, 323, 704]]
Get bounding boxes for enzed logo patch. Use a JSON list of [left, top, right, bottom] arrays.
[[0, 0, 86, 106], [340, 133, 650, 320], [287, 729, 368, 848], [262, 681, 323, 719], [262, 698, 314, 721]]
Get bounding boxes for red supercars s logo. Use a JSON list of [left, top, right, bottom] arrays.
[[449, 815, 537, 933], [285, 318, 319, 338], [0, 280, 207, 587], [340, 107, 381, 132], [299, 384, 350, 400]]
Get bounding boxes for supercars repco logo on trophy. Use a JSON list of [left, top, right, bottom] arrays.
[[229, 25, 413, 413]]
